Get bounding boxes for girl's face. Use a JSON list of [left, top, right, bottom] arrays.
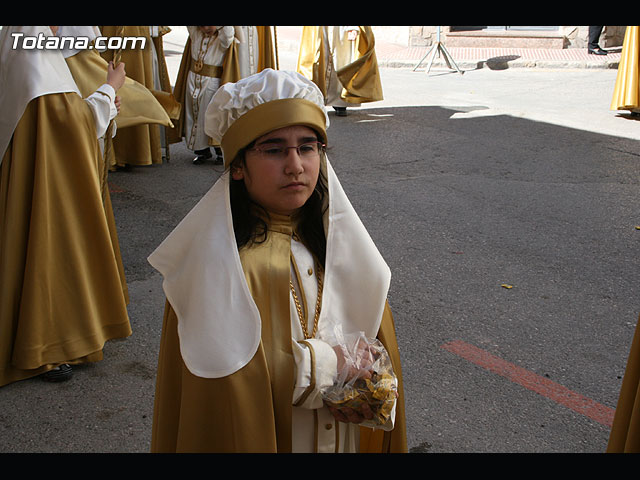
[[233, 125, 321, 216]]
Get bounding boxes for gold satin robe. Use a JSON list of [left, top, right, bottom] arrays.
[[297, 26, 383, 105], [611, 26, 640, 113], [65, 48, 173, 131], [0, 93, 131, 387], [100, 26, 165, 167], [257, 26, 278, 71], [151, 214, 407, 453]]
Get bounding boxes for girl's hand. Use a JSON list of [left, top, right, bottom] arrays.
[[327, 403, 374, 424], [332, 339, 376, 382], [327, 339, 379, 424]]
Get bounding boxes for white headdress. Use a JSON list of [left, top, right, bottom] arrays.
[[205, 69, 329, 166]]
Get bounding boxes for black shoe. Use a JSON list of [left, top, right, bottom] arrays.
[[588, 47, 607, 55], [41, 364, 72, 382], [213, 147, 223, 165], [333, 107, 347, 116], [192, 148, 212, 165]]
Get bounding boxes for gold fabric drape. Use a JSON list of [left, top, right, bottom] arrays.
[[166, 37, 192, 145], [150, 214, 406, 452], [611, 26, 640, 112], [297, 26, 328, 98], [297, 26, 383, 104], [256, 26, 278, 71], [607, 316, 640, 452], [65, 49, 173, 129], [0, 93, 131, 387], [337, 26, 383, 104]]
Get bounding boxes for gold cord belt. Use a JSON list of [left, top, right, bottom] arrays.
[[190, 62, 223, 78]]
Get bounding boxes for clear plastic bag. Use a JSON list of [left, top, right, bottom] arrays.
[[321, 330, 397, 430]]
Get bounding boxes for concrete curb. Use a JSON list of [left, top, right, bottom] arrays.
[[380, 58, 621, 70]]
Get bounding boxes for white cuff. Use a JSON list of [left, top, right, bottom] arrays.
[[292, 338, 337, 409]]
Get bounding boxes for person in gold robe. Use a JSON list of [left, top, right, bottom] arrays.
[[297, 26, 383, 117], [611, 26, 640, 117], [100, 25, 167, 167], [607, 316, 640, 452], [0, 26, 132, 386], [148, 68, 406, 452]]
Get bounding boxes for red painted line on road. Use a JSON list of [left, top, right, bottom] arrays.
[[441, 339, 615, 427], [108, 182, 124, 193]]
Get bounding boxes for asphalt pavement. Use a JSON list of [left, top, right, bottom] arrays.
[[0, 28, 638, 454]]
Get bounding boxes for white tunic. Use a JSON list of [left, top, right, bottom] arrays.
[[184, 26, 234, 151], [234, 26, 260, 79], [84, 83, 118, 153]]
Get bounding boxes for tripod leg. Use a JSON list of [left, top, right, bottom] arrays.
[[425, 43, 439, 74], [413, 43, 437, 71], [440, 43, 463, 75]]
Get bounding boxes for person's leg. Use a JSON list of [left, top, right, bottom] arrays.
[[588, 26, 607, 54]]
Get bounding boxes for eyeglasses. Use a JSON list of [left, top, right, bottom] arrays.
[[246, 141, 325, 160]]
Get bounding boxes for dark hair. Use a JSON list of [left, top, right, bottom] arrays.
[[229, 138, 328, 266]]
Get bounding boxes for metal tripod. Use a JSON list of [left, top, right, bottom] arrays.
[[413, 26, 463, 75]]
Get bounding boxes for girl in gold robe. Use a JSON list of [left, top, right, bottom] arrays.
[[0, 26, 132, 386], [148, 68, 406, 452]]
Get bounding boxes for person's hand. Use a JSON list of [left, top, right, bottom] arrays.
[[327, 402, 374, 424], [332, 339, 376, 382], [107, 61, 126, 91], [327, 339, 378, 424], [114, 95, 121, 114]]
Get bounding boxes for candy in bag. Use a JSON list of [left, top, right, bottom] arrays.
[[321, 330, 397, 430]]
